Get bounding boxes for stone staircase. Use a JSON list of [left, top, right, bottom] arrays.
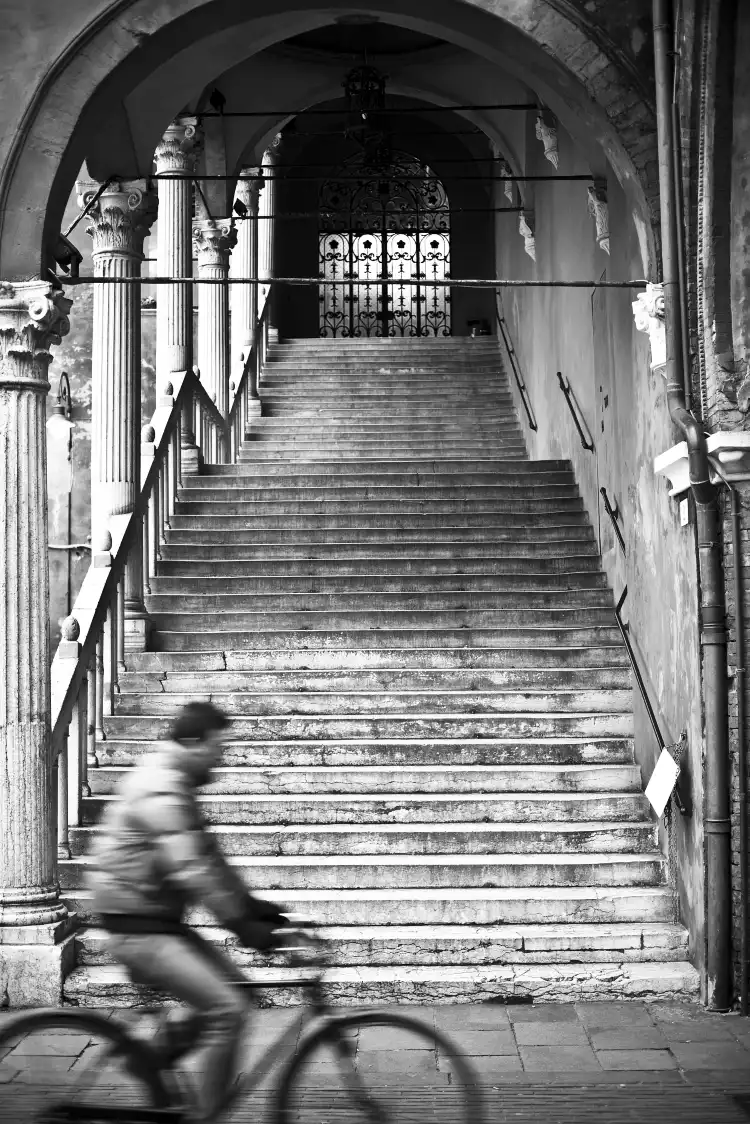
[[61, 336, 699, 1005]]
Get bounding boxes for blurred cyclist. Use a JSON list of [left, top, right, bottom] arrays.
[[88, 701, 288, 1122]]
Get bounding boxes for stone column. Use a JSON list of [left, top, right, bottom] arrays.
[[259, 134, 282, 343], [192, 217, 237, 426], [230, 167, 263, 377], [78, 179, 157, 648], [154, 117, 202, 473], [0, 279, 75, 1005]]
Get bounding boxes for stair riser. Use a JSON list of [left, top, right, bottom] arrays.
[[174, 504, 587, 520], [204, 460, 571, 476], [177, 490, 581, 507], [114, 690, 632, 716], [87, 763, 641, 795], [167, 519, 595, 537], [83, 793, 646, 826], [59, 858, 665, 892], [159, 543, 601, 559], [118, 667, 631, 692], [61, 891, 678, 927], [70, 823, 654, 857], [146, 593, 613, 614], [150, 575, 609, 594], [183, 473, 576, 489], [155, 558, 604, 577], [149, 609, 616, 630], [93, 737, 636, 768], [150, 627, 625, 651]]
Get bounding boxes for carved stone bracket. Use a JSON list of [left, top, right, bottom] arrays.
[[154, 116, 202, 174], [0, 280, 73, 389], [498, 160, 514, 203], [535, 111, 559, 169], [519, 210, 536, 262], [587, 180, 610, 255], [193, 217, 238, 269], [632, 282, 666, 372], [77, 179, 158, 259]]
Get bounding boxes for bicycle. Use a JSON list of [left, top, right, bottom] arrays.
[[0, 924, 484, 1123]]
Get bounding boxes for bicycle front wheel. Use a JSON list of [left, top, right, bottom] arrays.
[[0, 1008, 176, 1123], [274, 1010, 482, 1124]]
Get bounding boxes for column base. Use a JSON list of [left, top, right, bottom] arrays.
[[0, 917, 77, 1007], [181, 442, 202, 476], [124, 611, 151, 652]]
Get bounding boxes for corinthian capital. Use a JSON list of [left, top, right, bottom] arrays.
[[155, 117, 202, 174], [0, 280, 72, 389], [632, 283, 666, 372], [77, 179, 158, 258], [236, 167, 264, 216], [192, 217, 238, 269]]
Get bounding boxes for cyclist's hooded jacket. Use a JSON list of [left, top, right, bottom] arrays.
[[88, 742, 284, 949]]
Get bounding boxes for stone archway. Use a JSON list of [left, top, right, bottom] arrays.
[[0, 0, 657, 280]]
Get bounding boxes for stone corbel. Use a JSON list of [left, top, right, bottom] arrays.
[[655, 432, 750, 496], [632, 283, 665, 372], [535, 111, 559, 169], [519, 211, 536, 261], [587, 179, 610, 255]]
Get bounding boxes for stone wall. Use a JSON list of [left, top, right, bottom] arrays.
[[494, 113, 707, 987]]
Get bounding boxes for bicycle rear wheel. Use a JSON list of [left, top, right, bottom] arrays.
[[273, 1011, 482, 1124], [0, 1008, 177, 1123]]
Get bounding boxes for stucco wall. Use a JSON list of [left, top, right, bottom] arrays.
[[495, 118, 707, 984]]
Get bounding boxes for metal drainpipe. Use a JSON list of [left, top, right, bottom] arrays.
[[653, 0, 730, 1009]]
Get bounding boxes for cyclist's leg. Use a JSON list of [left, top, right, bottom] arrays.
[[106, 931, 247, 1122]]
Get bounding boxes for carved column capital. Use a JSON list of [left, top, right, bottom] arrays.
[[264, 133, 283, 163], [77, 179, 158, 258], [587, 180, 610, 255], [519, 210, 536, 262], [192, 217, 238, 270], [0, 280, 72, 389], [154, 116, 202, 174], [632, 283, 666, 371], [236, 167, 264, 216], [535, 111, 559, 170]]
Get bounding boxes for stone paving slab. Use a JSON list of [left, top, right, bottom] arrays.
[[3, 1001, 750, 1120]]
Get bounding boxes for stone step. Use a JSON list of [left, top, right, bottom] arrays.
[[117, 666, 630, 693], [155, 557, 604, 577], [203, 458, 571, 476], [61, 886, 678, 927], [87, 761, 641, 795], [72, 921, 688, 968], [149, 626, 624, 652], [72, 819, 654, 858], [83, 790, 645, 827], [94, 736, 636, 768], [238, 443, 528, 454], [59, 852, 665, 892], [149, 573, 608, 592], [166, 517, 595, 536], [261, 402, 515, 414], [183, 469, 576, 488], [159, 541, 600, 559], [145, 591, 613, 613], [177, 487, 581, 505], [248, 414, 514, 426], [103, 712, 634, 742], [148, 607, 616, 631]]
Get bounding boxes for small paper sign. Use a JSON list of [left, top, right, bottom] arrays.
[[645, 748, 680, 817]]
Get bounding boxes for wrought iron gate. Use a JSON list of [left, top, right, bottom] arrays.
[[319, 151, 451, 338]]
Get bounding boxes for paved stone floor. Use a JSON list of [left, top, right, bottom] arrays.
[[4, 1001, 750, 1120]]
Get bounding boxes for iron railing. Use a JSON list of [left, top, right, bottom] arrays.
[[556, 371, 594, 451], [493, 304, 537, 432], [600, 487, 626, 555]]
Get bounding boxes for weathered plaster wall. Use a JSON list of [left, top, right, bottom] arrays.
[[496, 117, 707, 982]]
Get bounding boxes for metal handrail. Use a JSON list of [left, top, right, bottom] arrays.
[[614, 586, 689, 816], [493, 304, 537, 431], [600, 487, 626, 555], [556, 371, 594, 451]]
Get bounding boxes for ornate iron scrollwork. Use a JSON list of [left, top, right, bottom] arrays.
[[319, 150, 451, 338]]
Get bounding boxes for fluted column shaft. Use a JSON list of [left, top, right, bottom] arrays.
[[0, 280, 72, 932], [78, 179, 157, 637], [230, 168, 262, 376], [155, 117, 201, 376], [193, 218, 236, 426]]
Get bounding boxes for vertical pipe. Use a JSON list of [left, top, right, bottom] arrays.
[[87, 658, 98, 772], [730, 483, 748, 1014], [653, 0, 730, 1009], [56, 737, 70, 860], [95, 628, 106, 736]]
